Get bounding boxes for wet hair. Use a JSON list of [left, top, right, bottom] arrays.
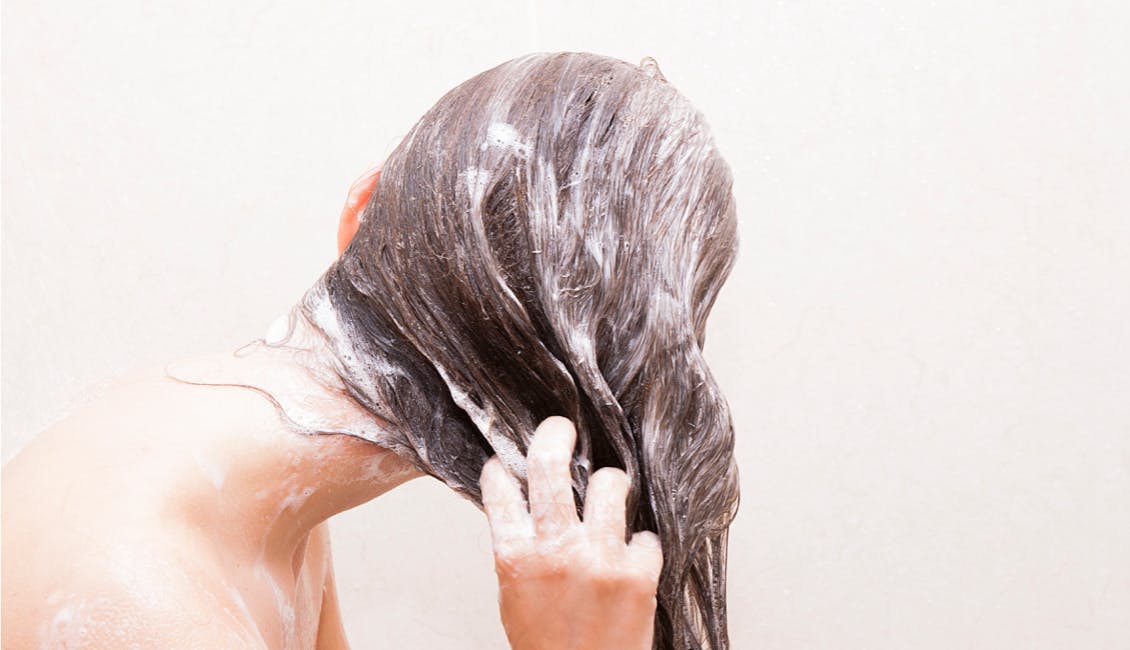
[[305, 52, 739, 649]]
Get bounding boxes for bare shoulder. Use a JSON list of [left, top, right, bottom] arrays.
[[2, 538, 267, 649], [0, 363, 267, 649]]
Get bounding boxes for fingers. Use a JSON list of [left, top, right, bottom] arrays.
[[583, 467, 629, 543], [480, 414, 665, 611], [627, 530, 664, 582], [481, 456, 533, 547], [525, 416, 580, 535]]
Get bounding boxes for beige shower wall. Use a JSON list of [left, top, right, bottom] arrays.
[[4, 1, 1129, 648]]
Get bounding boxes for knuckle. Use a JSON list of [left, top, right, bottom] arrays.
[[620, 568, 661, 598], [586, 570, 620, 593], [530, 500, 573, 523], [493, 556, 517, 580], [492, 539, 529, 567], [588, 528, 627, 547], [580, 562, 656, 598], [493, 554, 532, 582], [575, 553, 617, 583], [527, 547, 570, 580], [488, 501, 529, 526], [497, 538, 579, 582]]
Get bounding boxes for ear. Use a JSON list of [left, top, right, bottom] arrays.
[[337, 165, 382, 255]]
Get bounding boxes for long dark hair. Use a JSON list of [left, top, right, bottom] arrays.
[[303, 51, 739, 649]]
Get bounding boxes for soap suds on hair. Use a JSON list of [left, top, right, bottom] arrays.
[[484, 122, 530, 157], [264, 314, 292, 345], [166, 52, 739, 650], [461, 167, 491, 202]]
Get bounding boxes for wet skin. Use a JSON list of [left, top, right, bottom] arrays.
[[2, 164, 663, 649]]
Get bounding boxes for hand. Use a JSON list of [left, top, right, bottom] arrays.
[[480, 416, 663, 650]]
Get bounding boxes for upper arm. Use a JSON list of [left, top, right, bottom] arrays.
[[315, 527, 352, 650]]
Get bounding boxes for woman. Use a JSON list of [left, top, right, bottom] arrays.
[[3, 51, 739, 649]]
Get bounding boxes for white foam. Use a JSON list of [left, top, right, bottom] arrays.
[[278, 485, 314, 513], [462, 166, 490, 201], [228, 587, 266, 643], [433, 362, 527, 478], [584, 237, 604, 266], [308, 290, 346, 343], [40, 597, 93, 649], [484, 122, 530, 157], [264, 314, 290, 345], [255, 563, 296, 650], [305, 287, 386, 398]]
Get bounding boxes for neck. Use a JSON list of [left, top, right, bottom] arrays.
[[163, 309, 424, 576]]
